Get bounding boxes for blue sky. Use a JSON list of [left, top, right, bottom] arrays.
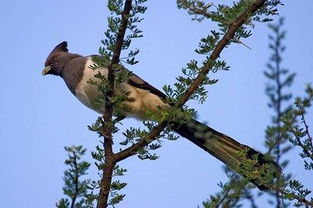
[[0, 0, 312, 207]]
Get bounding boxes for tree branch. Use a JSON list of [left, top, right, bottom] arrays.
[[97, 0, 133, 207], [176, 0, 267, 107], [301, 112, 313, 152], [295, 134, 313, 162], [115, 0, 267, 162], [110, 0, 133, 66]]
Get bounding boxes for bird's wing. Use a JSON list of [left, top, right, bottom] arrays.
[[91, 55, 169, 104], [127, 73, 168, 100]]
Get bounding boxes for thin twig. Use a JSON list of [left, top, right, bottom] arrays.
[[301, 112, 313, 151], [295, 112, 313, 161], [295, 134, 313, 161], [215, 188, 231, 208]]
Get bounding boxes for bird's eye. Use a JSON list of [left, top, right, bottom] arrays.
[[50, 57, 59, 66]]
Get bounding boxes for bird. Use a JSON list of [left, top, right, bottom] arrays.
[[42, 41, 281, 190]]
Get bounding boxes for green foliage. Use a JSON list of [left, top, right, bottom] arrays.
[[177, 0, 281, 23], [282, 84, 313, 170], [162, 36, 224, 104], [263, 17, 313, 208], [280, 85, 313, 207], [203, 167, 256, 208], [202, 16, 296, 208], [177, 0, 282, 42], [121, 123, 162, 160], [108, 165, 128, 206], [264, 18, 313, 208], [286, 180, 312, 207], [120, 120, 179, 160], [167, 0, 282, 107], [91, 141, 106, 170], [100, 0, 147, 64], [263, 17, 293, 207], [56, 146, 93, 208]]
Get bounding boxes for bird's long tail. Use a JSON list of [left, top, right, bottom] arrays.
[[170, 119, 281, 191]]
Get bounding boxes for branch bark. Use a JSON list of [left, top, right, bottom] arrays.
[[115, 0, 267, 162]]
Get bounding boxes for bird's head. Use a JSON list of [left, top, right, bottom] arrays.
[[42, 41, 69, 77]]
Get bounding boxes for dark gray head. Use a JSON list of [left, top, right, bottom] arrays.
[[42, 41, 80, 77]]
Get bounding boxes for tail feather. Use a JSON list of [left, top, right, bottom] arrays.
[[170, 119, 281, 191]]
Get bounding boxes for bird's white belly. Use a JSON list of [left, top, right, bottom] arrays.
[[74, 58, 168, 120]]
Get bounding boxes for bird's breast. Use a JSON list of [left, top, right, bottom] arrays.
[[74, 58, 107, 114], [73, 58, 169, 119]]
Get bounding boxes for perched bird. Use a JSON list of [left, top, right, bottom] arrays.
[[43, 41, 281, 190]]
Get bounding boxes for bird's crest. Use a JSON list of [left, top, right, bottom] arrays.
[[52, 41, 68, 53], [45, 41, 68, 66]]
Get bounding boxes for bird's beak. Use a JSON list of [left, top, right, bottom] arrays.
[[42, 66, 51, 76]]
